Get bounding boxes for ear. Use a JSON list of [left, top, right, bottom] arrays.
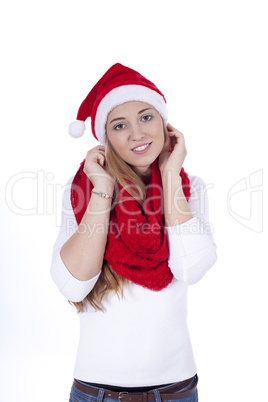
[[163, 123, 172, 151], [161, 129, 170, 154]]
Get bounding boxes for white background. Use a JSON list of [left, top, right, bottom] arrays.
[[0, 1, 267, 401]]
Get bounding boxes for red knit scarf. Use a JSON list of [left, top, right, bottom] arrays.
[[71, 157, 191, 291]]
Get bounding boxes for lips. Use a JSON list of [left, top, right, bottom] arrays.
[[132, 142, 152, 151], [131, 142, 152, 154]]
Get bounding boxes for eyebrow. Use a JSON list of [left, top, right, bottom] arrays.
[[109, 108, 153, 125]]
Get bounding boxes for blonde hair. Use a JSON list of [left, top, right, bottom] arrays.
[[70, 122, 168, 313]]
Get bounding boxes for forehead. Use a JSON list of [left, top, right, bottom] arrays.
[[108, 101, 154, 120]]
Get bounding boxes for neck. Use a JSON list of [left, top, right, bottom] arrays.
[[133, 165, 152, 184]]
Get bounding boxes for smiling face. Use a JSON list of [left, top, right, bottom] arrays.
[[106, 101, 165, 178]]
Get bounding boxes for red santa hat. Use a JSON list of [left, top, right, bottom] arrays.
[[68, 63, 168, 145]]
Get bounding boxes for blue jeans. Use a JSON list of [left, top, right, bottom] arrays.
[[69, 376, 198, 402]]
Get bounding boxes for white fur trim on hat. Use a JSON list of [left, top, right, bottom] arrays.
[[94, 85, 168, 145], [68, 120, 86, 138]]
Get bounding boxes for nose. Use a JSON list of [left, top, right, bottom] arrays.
[[129, 124, 145, 141]]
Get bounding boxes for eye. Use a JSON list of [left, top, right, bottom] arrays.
[[141, 114, 153, 122], [114, 123, 126, 131]]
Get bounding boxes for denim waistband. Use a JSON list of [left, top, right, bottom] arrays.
[[71, 376, 198, 402], [75, 379, 174, 393]]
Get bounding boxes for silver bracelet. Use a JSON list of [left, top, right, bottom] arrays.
[[91, 190, 113, 199]]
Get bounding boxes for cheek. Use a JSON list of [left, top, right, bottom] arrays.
[[107, 133, 127, 157], [113, 135, 126, 148], [107, 130, 118, 148], [153, 118, 165, 136], [155, 123, 165, 143]]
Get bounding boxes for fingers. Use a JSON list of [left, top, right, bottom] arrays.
[[86, 145, 105, 158], [89, 146, 105, 156], [167, 123, 180, 133], [97, 153, 105, 167], [167, 123, 175, 132], [167, 123, 184, 136], [85, 146, 106, 169], [166, 124, 184, 145]]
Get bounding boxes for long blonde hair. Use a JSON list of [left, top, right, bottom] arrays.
[[70, 122, 168, 313]]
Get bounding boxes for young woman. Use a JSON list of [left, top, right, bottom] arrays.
[[51, 63, 217, 402]]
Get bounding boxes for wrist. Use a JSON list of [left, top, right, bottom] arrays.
[[92, 186, 114, 198], [161, 170, 182, 188], [93, 179, 115, 193], [91, 190, 113, 200]]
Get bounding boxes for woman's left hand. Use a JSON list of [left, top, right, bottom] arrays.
[[158, 123, 187, 178]]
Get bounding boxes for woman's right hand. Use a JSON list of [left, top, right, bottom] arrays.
[[83, 145, 115, 191]]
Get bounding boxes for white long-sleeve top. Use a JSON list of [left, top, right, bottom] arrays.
[[50, 175, 217, 387]]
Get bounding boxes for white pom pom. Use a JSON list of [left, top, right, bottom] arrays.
[[68, 120, 86, 138]]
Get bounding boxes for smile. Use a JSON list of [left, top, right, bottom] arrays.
[[132, 143, 152, 152]]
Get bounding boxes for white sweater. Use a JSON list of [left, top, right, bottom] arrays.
[[50, 175, 217, 387]]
